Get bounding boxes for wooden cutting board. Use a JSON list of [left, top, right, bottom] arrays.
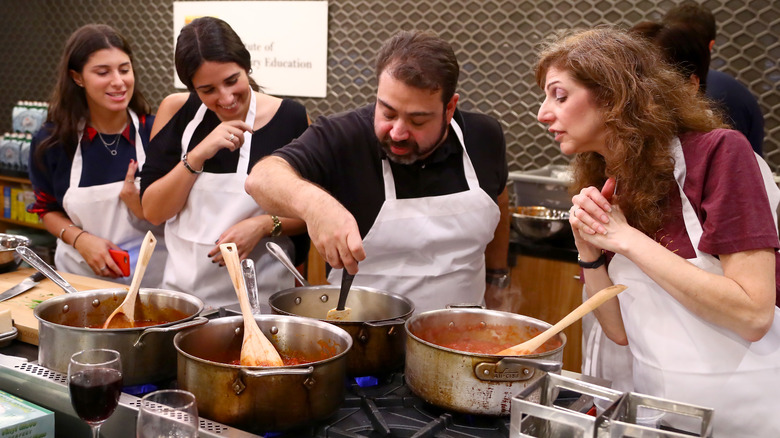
[[0, 268, 125, 345]]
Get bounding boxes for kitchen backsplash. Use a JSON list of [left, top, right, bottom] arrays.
[[0, 0, 776, 173]]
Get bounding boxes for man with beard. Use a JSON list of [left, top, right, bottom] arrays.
[[245, 30, 510, 312]]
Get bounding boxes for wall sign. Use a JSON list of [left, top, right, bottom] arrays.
[[173, 1, 328, 97]]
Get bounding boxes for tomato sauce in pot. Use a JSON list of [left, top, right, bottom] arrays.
[[413, 322, 562, 355]]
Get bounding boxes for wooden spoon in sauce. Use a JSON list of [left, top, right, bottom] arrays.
[[102, 231, 156, 329], [497, 284, 627, 356], [220, 243, 283, 367]]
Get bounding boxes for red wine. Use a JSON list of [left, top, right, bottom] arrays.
[[69, 368, 123, 423]]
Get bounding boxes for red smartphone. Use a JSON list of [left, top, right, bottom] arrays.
[[109, 249, 131, 277]]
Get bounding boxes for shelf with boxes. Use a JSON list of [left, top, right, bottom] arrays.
[[0, 101, 56, 265], [0, 101, 48, 231]]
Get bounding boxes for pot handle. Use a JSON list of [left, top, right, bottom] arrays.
[[363, 318, 406, 328], [232, 365, 315, 395], [474, 357, 562, 382], [445, 303, 484, 309], [16, 246, 79, 294], [133, 316, 209, 348], [240, 365, 314, 378]]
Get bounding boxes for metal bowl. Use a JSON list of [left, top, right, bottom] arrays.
[[511, 206, 571, 241], [0, 233, 32, 273]]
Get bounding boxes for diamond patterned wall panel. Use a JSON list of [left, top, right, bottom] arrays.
[[1, 0, 778, 171]]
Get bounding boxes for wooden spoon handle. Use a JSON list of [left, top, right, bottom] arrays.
[[127, 232, 156, 296], [498, 284, 627, 356]]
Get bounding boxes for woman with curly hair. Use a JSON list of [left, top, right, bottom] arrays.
[[536, 27, 780, 436]]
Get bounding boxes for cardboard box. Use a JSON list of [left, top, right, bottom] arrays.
[[0, 390, 54, 437]]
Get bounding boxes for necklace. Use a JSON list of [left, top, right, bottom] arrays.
[[96, 131, 121, 156]]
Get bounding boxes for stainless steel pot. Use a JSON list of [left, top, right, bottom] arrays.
[[34, 288, 206, 386], [174, 314, 352, 433], [405, 308, 565, 416], [269, 285, 414, 376]]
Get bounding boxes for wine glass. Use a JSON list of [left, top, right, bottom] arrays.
[[68, 349, 123, 438], [137, 389, 199, 438]]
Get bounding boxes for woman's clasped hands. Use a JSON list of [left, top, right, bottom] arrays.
[[569, 177, 640, 256]]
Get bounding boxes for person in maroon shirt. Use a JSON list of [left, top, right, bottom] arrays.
[[536, 27, 780, 436]]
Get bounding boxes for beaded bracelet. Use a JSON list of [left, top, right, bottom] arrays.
[[71, 230, 87, 248]]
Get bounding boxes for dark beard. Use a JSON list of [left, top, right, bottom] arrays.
[[381, 111, 449, 164]]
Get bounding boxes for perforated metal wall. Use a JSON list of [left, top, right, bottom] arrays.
[[1, 0, 778, 171]]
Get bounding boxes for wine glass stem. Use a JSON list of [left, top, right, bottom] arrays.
[[91, 424, 101, 438]]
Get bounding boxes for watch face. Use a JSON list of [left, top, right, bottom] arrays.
[[271, 216, 282, 237]]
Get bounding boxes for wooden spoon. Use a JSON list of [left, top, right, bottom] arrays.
[[102, 231, 156, 329], [497, 284, 627, 356], [220, 243, 283, 367], [326, 271, 354, 321]]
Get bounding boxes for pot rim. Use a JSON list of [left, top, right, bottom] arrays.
[[404, 307, 566, 358], [268, 285, 415, 324], [174, 314, 354, 369], [33, 287, 204, 332]]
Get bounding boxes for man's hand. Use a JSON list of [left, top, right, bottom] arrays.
[[305, 199, 365, 274]]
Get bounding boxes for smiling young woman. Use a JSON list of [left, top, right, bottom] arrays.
[[139, 17, 310, 309], [28, 24, 167, 286]]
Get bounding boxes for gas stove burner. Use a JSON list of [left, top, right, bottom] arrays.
[[305, 373, 510, 438]]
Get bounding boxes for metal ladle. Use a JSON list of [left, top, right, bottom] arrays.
[[265, 242, 310, 286]]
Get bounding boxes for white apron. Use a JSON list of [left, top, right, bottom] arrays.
[[582, 144, 780, 395], [329, 120, 500, 313], [609, 137, 780, 437], [162, 91, 294, 309], [56, 110, 167, 287]]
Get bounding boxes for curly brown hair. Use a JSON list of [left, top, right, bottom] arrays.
[[535, 27, 726, 235]]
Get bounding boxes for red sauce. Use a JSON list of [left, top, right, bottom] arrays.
[[415, 322, 562, 355]]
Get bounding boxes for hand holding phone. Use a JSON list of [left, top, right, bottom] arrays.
[[109, 248, 131, 277]]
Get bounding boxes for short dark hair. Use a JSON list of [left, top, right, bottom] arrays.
[[662, 1, 716, 46], [174, 16, 258, 91], [631, 21, 711, 93], [375, 30, 459, 105]]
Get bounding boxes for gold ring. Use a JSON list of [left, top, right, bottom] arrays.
[[228, 133, 235, 141]]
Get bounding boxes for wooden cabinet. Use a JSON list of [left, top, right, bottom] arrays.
[[508, 254, 583, 372]]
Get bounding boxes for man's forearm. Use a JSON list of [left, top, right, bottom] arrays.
[[245, 155, 323, 222]]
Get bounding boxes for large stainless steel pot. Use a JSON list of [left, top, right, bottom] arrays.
[[269, 285, 414, 376], [405, 308, 565, 416], [34, 288, 206, 386], [174, 314, 352, 433]]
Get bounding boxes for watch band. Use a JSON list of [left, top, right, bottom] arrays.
[[270, 215, 282, 237], [577, 252, 606, 269]]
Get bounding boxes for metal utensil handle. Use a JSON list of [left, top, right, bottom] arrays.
[[241, 259, 261, 315], [337, 272, 354, 311], [15, 246, 78, 294], [133, 316, 209, 347], [265, 241, 309, 286]]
